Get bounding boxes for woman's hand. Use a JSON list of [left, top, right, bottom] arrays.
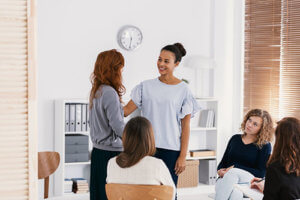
[[217, 165, 234, 178], [250, 177, 265, 193], [217, 168, 227, 178], [175, 155, 186, 175]]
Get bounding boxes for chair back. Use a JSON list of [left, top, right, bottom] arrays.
[[105, 183, 173, 200], [38, 151, 60, 199]]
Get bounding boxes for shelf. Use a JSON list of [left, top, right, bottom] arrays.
[[65, 162, 91, 166], [186, 156, 216, 160], [65, 132, 89, 135], [190, 127, 217, 131]]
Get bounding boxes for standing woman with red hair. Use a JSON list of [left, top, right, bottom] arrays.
[[89, 49, 126, 200]]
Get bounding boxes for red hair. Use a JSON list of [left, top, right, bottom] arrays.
[[89, 49, 125, 108]]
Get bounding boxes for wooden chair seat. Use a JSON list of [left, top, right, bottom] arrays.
[[38, 151, 60, 199], [105, 183, 173, 200]]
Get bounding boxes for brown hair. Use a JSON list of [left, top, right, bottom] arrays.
[[116, 116, 156, 168], [89, 49, 125, 108], [268, 117, 300, 176], [241, 109, 274, 147]]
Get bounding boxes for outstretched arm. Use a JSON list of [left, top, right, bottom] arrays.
[[123, 100, 138, 117]]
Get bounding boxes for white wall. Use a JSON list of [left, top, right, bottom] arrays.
[[37, 0, 212, 150], [37, 0, 244, 197]]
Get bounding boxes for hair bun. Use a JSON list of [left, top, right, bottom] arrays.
[[174, 43, 186, 57]]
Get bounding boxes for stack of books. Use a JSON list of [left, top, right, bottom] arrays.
[[71, 178, 89, 194], [64, 178, 73, 193], [190, 149, 216, 157]]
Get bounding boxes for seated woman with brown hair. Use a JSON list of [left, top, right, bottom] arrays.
[[106, 116, 175, 199], [251, 117, 300, 200]]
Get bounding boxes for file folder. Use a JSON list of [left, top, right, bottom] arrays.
[[65, 104, 70, 132], [87, 105, 90, 131], [75, 104, 82, 132], [69, 104, 76, 132], [199, 159, 217, 185], [199, 109, 209, 127], [82, 104, 87, 132]]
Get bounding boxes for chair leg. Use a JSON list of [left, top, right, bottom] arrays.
[[44, 176, 49, 199]]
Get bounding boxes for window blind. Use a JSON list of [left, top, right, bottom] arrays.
[[280, 0, 300, 119], [0, 0, 37, 199], [244, 0, 300, 120]]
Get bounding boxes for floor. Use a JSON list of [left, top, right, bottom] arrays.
[[177, 184, 215, 200], [178, 193, 214, 200]]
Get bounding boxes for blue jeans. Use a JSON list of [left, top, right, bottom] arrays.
[[215, 168, 254, 200]]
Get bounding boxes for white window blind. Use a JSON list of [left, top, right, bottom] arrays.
[[244, 0, 300, 120], [0, 0, 37, 199]]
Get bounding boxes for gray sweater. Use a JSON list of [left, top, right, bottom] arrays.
[[89, 85, 124, 151]]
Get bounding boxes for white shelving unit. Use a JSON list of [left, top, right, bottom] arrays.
[[54, 99, 91, 198], [186, 97, 218, 192]]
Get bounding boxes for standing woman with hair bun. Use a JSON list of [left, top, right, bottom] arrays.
[[89, 49, 126, 200], [124, 43, 200, 194]]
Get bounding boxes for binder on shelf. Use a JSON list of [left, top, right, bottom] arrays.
[[65, 104, 70, 132], [75, 104, 82, 132], [199, 109, 209, 127], [199, 159, 217, 185], [199, 109, 215, 128], [87, 106, 90, 131], [82, 104, 87, 132], [190, 149, 215, 157], [209, 159, 217, 185], [69, 104, 76, 132]]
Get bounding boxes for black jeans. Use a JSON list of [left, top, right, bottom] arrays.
[[90, 148, 120, 200]]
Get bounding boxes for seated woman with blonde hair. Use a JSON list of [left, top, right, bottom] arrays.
[[251, 117, 300, 200], [106, 116, 175, 199], [215, 109, 274, 200]]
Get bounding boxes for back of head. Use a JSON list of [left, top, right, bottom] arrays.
[[268, 117, 300, 176], [161, 43, 186, 63], [89, 49, 125, 108], [241, 109, 274, 147], [116, 116, 156, 168]]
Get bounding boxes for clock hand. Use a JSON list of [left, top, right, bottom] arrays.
[[129, 36, 132, 49]]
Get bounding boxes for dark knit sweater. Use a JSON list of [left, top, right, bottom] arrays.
[[217, 134, 271, 178]]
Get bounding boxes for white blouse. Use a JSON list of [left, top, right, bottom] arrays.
[[107, 156, 176, 199], [131, 78, 200, 151]]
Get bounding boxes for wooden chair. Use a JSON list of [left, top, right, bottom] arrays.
[[105, 183, 174, 200], [38, 152, 60, 199]]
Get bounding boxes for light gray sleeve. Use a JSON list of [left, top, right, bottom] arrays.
[[103, 90, 125, 137]]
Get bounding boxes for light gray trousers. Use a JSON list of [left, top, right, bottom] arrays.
[[215, 168, 254, 200]]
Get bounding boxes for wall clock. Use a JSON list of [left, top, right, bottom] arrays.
[[117, 25, 143, 51]]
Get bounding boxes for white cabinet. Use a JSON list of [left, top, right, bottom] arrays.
[[54, 99, 91, 199]]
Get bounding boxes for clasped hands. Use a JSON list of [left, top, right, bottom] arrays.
[[217, 165, 234, 178]]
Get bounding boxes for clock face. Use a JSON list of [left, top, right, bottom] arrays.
[[118, 25, 143, 51]]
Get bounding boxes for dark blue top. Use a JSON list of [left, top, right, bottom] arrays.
[[217, 134, 271, 178]]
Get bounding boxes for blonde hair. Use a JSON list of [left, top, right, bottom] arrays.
[[241, 109, 274, 147]]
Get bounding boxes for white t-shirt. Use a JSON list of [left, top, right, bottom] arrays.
[[107, 156, 176, 199]]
